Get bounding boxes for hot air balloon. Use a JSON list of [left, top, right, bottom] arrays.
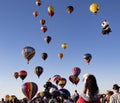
[[48, 6, 54, 17], [74, 77, 80, 85], [40, 19, 46, 25], [22, 46, 35, 64], [58, 53, 63, 59], [84, 53, 92, 64], [52, 75, 61, 85], [34, 66, 43, 78], [19, 70, 27, 81], [41, 26, 47, 33], [61, 43, 67, 49], [21, 82, 38, 100], [69, 75, 76, 84], [72, 67, 81, 77], [14, 72, 19, 79], [44, 36, 52, 44], [33, 11, 39, 17], [89, 3, 99, 14], [41, 52, 48, 60], [66, 6, 74, 13], [58, 77, 67, 88], [101, 20, 112, 35], [36, 0, 41, 6]]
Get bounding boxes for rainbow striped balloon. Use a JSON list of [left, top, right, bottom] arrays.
[[21, 82, 38, 100]]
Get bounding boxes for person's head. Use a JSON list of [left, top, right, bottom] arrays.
[[113, 84, 120, 92], [84, 74, 99, 97]]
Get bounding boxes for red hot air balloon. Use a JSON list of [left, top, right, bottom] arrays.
[[34, 66, 43, 78], [74, 77, 80, 85], [41, 52, 48, 60], [21, 82, 38, 100], [41, 26, 47, 33], [84, 53, 92, 64], [22, 46, 35, 64], [72, 67, 81, 77], [33, 11, 39, 17], [58, 77, 67, 88], [19, 70, 27, 81]]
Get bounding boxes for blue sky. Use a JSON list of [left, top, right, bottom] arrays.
[[0, 0, 120, 99]]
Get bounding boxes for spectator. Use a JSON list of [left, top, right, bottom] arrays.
[[109, 84, 120, 103], [77, 74, 100, 103]]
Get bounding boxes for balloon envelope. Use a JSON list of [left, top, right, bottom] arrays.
[[89, 3, 99, 14], [40, 19, 46, 25], [14, 72, 19, 79], [61, 43, 67, 49], [52, 75, 61, 85], [72, 67, 81, 77], [84, 53, 92, 64], [41, 53, 48, 60], [19, 70, 27, 81], [41, 26, 47, 33], [44, 36, 52, 44], [34, 66, 43, 78], [58, 53, 63, 59], [36, 0, 41, 6], [58, 78, 67, 88], [33, 11, 39, 17], [48, 6, 54, 12], [66, 6, 74, 13], [21, 82, 38, 100], [22, 46, 35, 64]]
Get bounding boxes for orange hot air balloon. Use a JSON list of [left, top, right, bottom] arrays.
[[44, 36, 52, 44], [14, 72, 19, 79], [33, 11, 39, 17], [58, 53, 63, 59], [58, 77, 67, 88], [22, 46, 35, 64], [41, 26, 47, 33], [40, 19, 46, 25], [66, 6, 74, 13], [61, 43, 67, 49], [41, 52, 48, 60], [36, 0, 41, 6], [19, 70, 27, 81]]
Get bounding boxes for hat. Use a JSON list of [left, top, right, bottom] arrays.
[[113, 84, 120, 90]]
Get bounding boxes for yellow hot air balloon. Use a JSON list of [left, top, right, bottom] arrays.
[[48, 6, 54, 12], [89, 3, 99, 14], [61, 43, 67, 49]]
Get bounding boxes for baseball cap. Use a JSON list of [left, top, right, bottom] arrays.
[[113, 84, 120, 90]]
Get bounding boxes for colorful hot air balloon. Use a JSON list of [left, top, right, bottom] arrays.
[[36, 0, 41, 6], [61, 43, 67, 49], [34, 66, 43, 78], [40, 19, 46, 25], [14, 72, 19, 79], [69, 75, 80, 85], [19, 70, 27, 81], [33, 11, 39, 17], [72, 67, 81, 77], [52, 75, 61, 85], [22, 46, 35, 64], [58, 77, 67, 88], [84, 53, 92, 64], [66, 6, 74, 13], [58, 53, 63, 59], [74, 77, 80, 85], [41, 52, 48, 60], [48, 6, 54, 17], [21, 82, 38, 100], [44, 36, 52, 44], [89, 3, 99, 14], [41, 26, 47, 33]]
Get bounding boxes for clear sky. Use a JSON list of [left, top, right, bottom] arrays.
[[0, 0, 120, 99]]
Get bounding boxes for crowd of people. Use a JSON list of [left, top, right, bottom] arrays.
[[1, 74, 120, 103]]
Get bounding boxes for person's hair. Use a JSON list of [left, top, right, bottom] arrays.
[[85, 74, 99, 97]]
